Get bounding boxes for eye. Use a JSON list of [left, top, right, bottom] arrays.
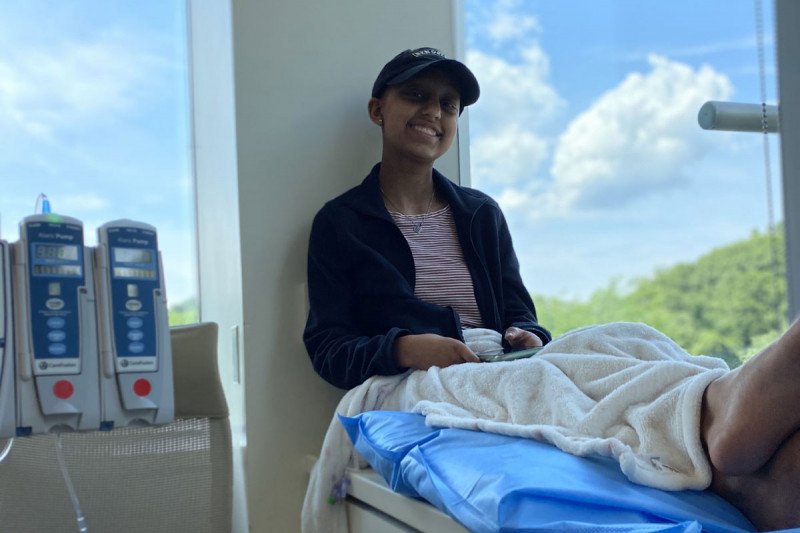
[[407, 89, 425, 100], [441, 99, 459, 114]]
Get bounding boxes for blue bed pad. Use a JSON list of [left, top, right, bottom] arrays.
[[340, 410, 758, 533]]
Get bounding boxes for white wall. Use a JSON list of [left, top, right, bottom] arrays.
[[189, 1, 467, 531]]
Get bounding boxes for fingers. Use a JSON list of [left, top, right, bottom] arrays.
[[504, 327, 543, 348], [394, 333, 479, 369], [439, 336, 479, 365], [457, 344, 481, 363]]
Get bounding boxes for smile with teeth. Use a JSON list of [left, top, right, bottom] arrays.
[[408, 123, 441, 137]]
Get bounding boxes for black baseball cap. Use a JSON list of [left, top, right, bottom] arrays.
[[371, 47, 480, 109]]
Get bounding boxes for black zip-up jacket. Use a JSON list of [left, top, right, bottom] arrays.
[[303, 163, 551, 389]]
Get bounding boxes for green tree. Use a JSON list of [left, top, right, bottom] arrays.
[[535, 226, 787, 368], [169, 297, 199, 326]]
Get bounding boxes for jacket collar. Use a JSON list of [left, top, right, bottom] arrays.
[[346, 163, 488, 220]]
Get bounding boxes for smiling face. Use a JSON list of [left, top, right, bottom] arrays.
[[369, 69, 461, 166]]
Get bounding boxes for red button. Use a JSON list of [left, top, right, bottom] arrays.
[[133, 378, 152, 397], [53, 380, 74, 400]]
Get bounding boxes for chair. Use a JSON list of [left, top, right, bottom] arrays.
[[0, 322, 232, 533]]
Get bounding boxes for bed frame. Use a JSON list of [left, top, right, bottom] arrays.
[[345, 467, 468, 533]]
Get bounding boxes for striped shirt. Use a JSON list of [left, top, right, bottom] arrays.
[[389, 205, 484, 327]]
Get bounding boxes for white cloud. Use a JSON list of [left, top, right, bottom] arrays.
[[546, 55, 733, 212], [467, 0, 542, 48], [467, 46, 564, 135], [486, 10, 541, 44], [465, 2, 568, 209], [471, 123, 549, 186], [495, 187, 537, 213], [465, 43, 564, 194], [463, 39, 565, 225], [465, 0, 563, 134], [0, 28, 167, 140]]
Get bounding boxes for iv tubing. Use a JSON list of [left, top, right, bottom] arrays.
[[0, 438, 12, 463], [55, 433, 89, 532], [34, 194, 51, 215]]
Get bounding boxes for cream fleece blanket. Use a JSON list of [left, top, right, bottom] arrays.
[[302, 322, 729, 533]]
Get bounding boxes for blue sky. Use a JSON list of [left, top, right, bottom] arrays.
[[0, 2, 195, 304], [464, 0, 781, 300], [0, 1, 781, 305]]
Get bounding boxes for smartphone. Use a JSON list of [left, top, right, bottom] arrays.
[[478, 346, 543, 363]]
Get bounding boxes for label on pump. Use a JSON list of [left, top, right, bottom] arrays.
[[13, 214, 100, 435], [1, 241, 16, 438], [96, 220, 173, 428]]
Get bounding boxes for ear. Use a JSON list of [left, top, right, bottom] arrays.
[[368, 97, 383, 126]]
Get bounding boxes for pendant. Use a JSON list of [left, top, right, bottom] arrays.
[[413, 222, 423, 234]]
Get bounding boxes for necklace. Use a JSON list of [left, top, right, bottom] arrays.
[[380, 186, 435, 234]]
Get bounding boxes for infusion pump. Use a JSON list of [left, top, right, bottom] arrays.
[[0, 214, 173, 438], [95, 220, 173, 428], [13, 214, 100, 435]]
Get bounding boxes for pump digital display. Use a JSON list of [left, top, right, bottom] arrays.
[[33, 264, 82, 276], [113, 248, 153, 264], [31, 243, 82, 278], [112, 247, 156, 279], [113, 267, 156, 279], [35, 244, 79, 261]]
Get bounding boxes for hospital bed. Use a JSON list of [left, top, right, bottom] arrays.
[[335, 410, 759, 533], [305, 325, 767, 533]]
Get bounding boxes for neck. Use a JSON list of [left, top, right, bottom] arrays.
[[378, 157, 437, 215]]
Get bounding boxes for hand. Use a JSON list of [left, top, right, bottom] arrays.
[[504, 327, 543, 350], [394, 333, 481, 370]]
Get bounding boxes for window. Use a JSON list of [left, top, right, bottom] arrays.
[[0, 1, 198, 325], [465, 0, 784, 367]]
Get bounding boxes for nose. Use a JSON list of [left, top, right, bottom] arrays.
[[421, 97, 442, 119]]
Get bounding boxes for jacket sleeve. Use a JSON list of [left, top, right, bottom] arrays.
[[496, 210, 552, 345], [303, 206, 408, 389]]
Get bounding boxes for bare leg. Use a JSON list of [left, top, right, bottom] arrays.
[[701, 319, 800, 529], [710, 429, 800, 531], [702, 319, 800, 475]]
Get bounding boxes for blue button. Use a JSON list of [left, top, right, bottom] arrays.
[[128, 342, 145, 354], [127, 330, 144, 341], [47, 330, 66, 342], [47, 317, 66, 329], [48, 343, 67, 355], [127, 317, 144, 329]]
